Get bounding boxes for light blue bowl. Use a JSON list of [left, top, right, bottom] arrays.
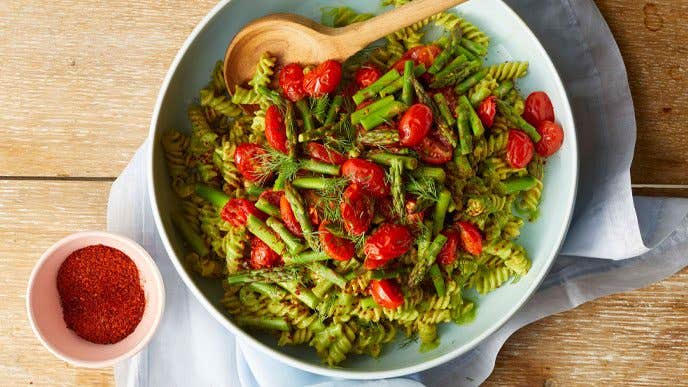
[[148, 0, 578, 379]]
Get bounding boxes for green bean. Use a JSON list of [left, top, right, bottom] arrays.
[[236, 316, 290, 332], [308, 262, 346, 289], [402, 60, 415, 105], [284, 182, 318, 250], [226, 266, 305, 285], [324, 95, 343, 126], [255, 198, 281, 218], [459, 95, 485, 137], [195, 184, 229, 208], [357, 129, 401, 145], [412, 166, 446, 183], [496, 99, 542, 142], [495, 80, 514, 98], [312, 96, 330, 124], [248, 282, 287, 301], [359, 102, 407, 130], [284, 250, 330, 265], [280, 281, 320, 309], [461, 38, 487, 57], [501, 175, 538, 194], [171, 213, 209, 257], [353, 69, 401, 105], [266, 217, 306, 254], [351, 96, 395, 125], [285, 101, 297, 158], [455, 68, 489, 94], [390, 159, 405, 220], [432, 189, 452, 236], [433, 92, 456, 126], [299, 159, 341, 175], [295, 99, 315, 133], [429, 263, 446, 297], [291, 177, 342, 190], [456, 104, 474, 156], [246, 214, 287, 256], [367, 152, 418, 170]]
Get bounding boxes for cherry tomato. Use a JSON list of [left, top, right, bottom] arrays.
[[398, 103, 433, 147], [305, 142, 347, 165], [279, 195, 303, 237], [341, 158, 390, 197], [405, 198, 425, 224], [414, 134, 453, 165], [249, 235, 282, 269], [302, 60, 342, 97], [258, 189, 284, 208], [363, 224, 412, 268], [302, 190, 325, 226], [392, 45, 442, 73], [319, 222, 355, 261], [522, 91, 555, 126], [477, 96, 497, 128], [354, 64, 382, 89], [369, 279, 404, 309], [535, 121, 565, 157], [264, 105, 288, 154], [456, 221, 483, 256], [437, 229, 461, 265], [506, 129, 535, 168], [221, 198, 264, 227], [340, 183, 374, 235], [234, 143, 269, 183], [279, 63, 306, 102]]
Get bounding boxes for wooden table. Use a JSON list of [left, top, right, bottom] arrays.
[[1, 1, 686, 385]]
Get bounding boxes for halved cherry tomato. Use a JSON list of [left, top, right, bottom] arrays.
[[341, 158, 390, 197], [392, 45, 442, 73], [319, 221, 355, 261], [354, 64, 382, 89], [456, 221, 483, 256], [414, 134, 453, 165], [506, 129, 534, 168], [303, 60, 342, 97], [258, 189, 284, 207], [221, 198, 264, 227], [279, 63, 306, 102], [234, 143, 269, 183], [477, 96, 497, 128], [264, 105, 288, 154], [522, 91, 555, 126], [398, 103, 433, 147], [279, 195, 303, 237], [535, 121, 564, 157], [305, 142, 347, 165], [340, 183, 374, 235], [369, 279, 404, 309], [437, 229, 460, 265], [249, 235, 282, 269], [363, 224, 412, 269]]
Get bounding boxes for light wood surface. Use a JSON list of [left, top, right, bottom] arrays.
[[1, 0, 686, 386]]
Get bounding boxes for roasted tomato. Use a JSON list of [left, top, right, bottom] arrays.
[[220, 198, 264, 227], [522, 91, 555, 126], [279, 195, 303, 237], [234, 143, 268, 182], [305, 142, 347, 165], [414, 133, 453, 165], [437, 229, 461, 265], [392, 45, 442, 73], [535, 121, 564, 157], [258, 189, 284, 207], [341, 158, 390, 197], [264, 105, 288, 153], [405, 198, 425, 224], [363, 224, 413, 269], [456, 221, 483, 256], [279, 63, 306, 102], [303, 60, 342, 97], [398, 103, 433, 147], [249, 236, 282, 269], [477, 96, 497, 128], [369, 279, 404, 309], [506, 129, 535, 168], [354, 64, 382, 89], [340, 183, 374, 236], [318, 221, 355, 261]]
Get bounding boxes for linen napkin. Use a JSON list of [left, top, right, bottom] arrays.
[[110, 0, 688, 386]]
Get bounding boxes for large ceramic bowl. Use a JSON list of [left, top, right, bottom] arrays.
[[148, 0, 578, 379]]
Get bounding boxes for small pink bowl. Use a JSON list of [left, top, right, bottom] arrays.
[[26, 231, 165, 368]]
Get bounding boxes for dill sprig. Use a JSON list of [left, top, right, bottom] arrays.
[[316, 177, 349, 223], [406, 175, 441, 203], [253, 148, 300, 184]]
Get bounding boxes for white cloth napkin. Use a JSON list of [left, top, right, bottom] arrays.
[[110, 0, 688, 386]]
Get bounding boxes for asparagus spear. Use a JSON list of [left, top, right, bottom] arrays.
[[379, 64, 426, 97], [324, 95, 343, 126], [312, 96, 330, 124], [265, 217, 306, 254], [367, 152, 418, 170], [284, 182, 319, 250], [308, 262, 346, 288], [255, 198, 281, 218], [455, 68, 489, 94], [280, 280, 320, 309], [236, 316, 290, 331], [359, 102, 407, 130], [297, 124, 334, 143], [353, 69, 401, 105], [256, 86, 285, 108], [283, 250, 330, 265], [226, 266, 306, 285], [411, 78, 458, 147], [171, 213, 209, 257], [401, 60, 415, 105], [501, 175, 538, 193], [461, 38, 488, 57], [496, 99, 542, 142], [284, 101, 298, 158], [390, 159, 405, 220], [246, 214, 287, 256], [408, 233, 447, 287], [358, 129, 401, 146], [412, 166, 446, 183], [195, 184, 229, 208], [459, 95, 485, 137], [291, 177, 343, 190], [429, 263, 446, 297], [456, 104, 474, 155], [433, 92, 456, 126], [248, 282, 287, 300], [295, 99, 315, 132], [299, 159, 341, 176], [432, 189, 452, 237], [351, 96, 395, 125], [494, 80, 514, 98]]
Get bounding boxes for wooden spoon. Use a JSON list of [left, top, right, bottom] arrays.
[[223, 0, 468, 93]]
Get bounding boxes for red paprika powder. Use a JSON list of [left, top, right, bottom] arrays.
[[56, 244, 145, 344]]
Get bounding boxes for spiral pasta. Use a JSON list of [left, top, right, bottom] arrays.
[[487, 62, 529, 82]]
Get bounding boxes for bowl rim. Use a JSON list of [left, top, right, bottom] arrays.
[[25, 231, 166, 368], [146, 0, 579, 379]]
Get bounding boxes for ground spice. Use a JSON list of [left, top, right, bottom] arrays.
[[56, 244, 145, 344]]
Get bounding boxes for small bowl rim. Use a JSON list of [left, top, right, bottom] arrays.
[[26, 231, 166, 368]]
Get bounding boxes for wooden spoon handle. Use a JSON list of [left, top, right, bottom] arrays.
[[333, 0, 469, 50]]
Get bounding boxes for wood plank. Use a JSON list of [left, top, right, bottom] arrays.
[[633, 186, 688, 198], [595, 0, 688, 185], [2, 180, 686, 385], [0, 181, 113, 386]]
